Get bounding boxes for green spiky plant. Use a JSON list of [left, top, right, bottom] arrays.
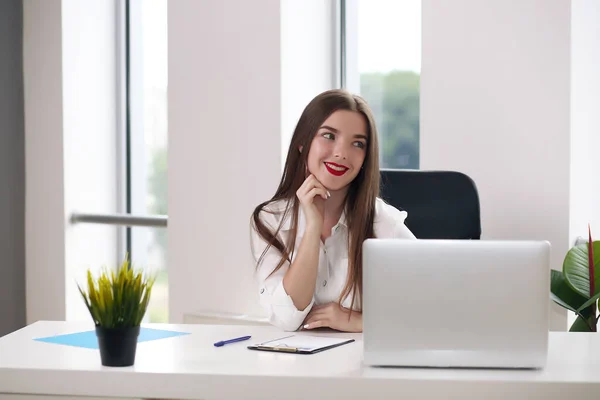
[[551, 225, 600, 332], [77, 255, 156, 328]]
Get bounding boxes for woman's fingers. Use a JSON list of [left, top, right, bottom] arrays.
[[310, 176, 329, 197], [306, 187, 329, 201], [296, 174, 329, 227], [309, 174, 327, 190], [305, 310, 329, 326], [297, 175, 330, 202], [296, 174, 313, 194], [298, 175, 328, 195], [303, 320, 325, 330], [306, 310, 326, 321], [300, 174, 318, 190]]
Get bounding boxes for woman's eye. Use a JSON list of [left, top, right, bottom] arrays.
[[323, 132, 334, 140], [354, 141, 366, 149]]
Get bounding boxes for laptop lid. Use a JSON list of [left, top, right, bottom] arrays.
[[362, 239, 550, 368]]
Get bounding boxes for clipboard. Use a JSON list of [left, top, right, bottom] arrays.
[[247, 334, 355, 354]]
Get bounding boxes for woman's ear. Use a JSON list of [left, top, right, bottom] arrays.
[[298, 145, 303, 153]]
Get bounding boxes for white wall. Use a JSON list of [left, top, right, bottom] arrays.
[[168, 0, 338, 322], [24, 0, 119, 324], [168, 0, 283, 321], [570, 0, 600, 244], [24, 0, 66, 322], [421, 0, 571, 330]]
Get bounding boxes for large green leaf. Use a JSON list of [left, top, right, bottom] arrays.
[[569, 314, 594, 332], [570, 303, 595, 332], [550, 293, 577, 313], [550, 270, 587, 311], [563, 241, 600, 298], [576, 292, 600, 313]]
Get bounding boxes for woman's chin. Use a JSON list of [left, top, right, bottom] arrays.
[[319, 178, 350, 192], [314, 169, 355, 192]]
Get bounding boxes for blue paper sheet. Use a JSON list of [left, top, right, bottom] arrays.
[[34, 327, 190, 349]]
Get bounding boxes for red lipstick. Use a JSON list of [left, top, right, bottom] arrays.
[[324, 162, 349, 177]]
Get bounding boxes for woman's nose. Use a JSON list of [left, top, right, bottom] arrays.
[[333, 143, 347, 160]]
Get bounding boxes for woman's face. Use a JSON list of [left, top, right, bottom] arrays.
[[305, 110, 368, 192]]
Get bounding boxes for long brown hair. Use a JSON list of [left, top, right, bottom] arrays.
[[251, 89, 380, 311]]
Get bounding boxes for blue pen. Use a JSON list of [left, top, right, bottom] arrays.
[[213, 335, 252, 347]]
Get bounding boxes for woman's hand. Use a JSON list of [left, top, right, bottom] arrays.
[[296, 174, 329, 232], [302, 303, 362, 332]]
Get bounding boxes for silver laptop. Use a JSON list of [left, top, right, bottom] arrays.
[[362, 239, 550, 369]]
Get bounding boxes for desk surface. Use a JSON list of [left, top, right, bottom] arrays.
[[1, 321, 599, 400]]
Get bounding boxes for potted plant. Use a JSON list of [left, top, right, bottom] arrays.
[[77, 255, 155, 366], [551, 225, 600, 331]]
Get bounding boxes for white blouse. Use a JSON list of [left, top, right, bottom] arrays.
[[250, 197, 416, 331]]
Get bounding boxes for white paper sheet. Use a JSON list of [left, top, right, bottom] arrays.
[[253, 335, 353, 352]]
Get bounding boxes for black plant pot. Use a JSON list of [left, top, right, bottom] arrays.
[[95, 325, 141, 367]]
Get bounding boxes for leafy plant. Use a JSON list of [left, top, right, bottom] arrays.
[[551, 226, 600, 332], [77, 255, 156, 328]]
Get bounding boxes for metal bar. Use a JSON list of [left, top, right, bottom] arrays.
[[340, 0, 346, 88], [125, 0, 133, 254], [116, 0, 129, 261], [71, 213, 167, 228]]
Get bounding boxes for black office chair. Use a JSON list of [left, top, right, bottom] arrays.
[[379, 169, 481, 239]]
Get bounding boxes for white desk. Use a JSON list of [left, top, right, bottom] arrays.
[[0, 321, 599, 400]]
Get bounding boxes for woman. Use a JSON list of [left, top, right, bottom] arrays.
[[250, 89, 415, 332]]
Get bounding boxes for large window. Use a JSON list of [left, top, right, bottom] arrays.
[[344, 0, 421, 169], [128, 0, 168, 322]]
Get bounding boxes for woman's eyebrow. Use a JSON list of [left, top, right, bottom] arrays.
[[319, 125, 339, 133], [319, 125, 367, 140]]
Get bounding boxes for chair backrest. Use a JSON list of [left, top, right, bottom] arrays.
[[379, 169, 481, 239]]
